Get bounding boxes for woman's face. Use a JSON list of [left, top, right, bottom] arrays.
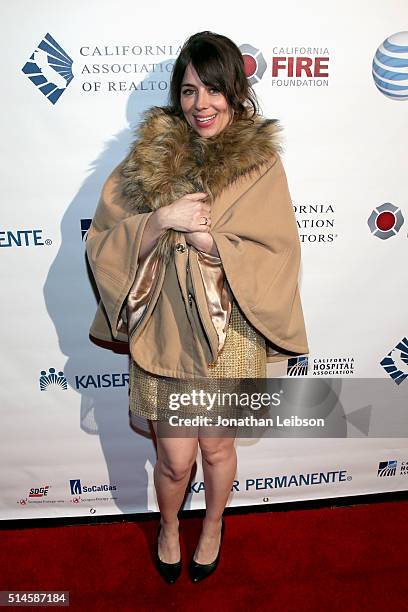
[[180, 63, 233, 138]]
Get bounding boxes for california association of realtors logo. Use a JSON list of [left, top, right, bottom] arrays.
[[367, 203, 404, 239], [372, 31, 408, 101], [39, 368, 67, 391], [22, 33, 74, 104], [380, 337, 408, 385]]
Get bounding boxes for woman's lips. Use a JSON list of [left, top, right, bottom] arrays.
[[193, 114, 217, 128]]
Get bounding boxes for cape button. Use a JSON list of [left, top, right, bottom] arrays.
[[175, 242, 186, 253]]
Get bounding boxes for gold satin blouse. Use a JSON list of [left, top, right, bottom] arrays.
[[127, 244, 266, 422]]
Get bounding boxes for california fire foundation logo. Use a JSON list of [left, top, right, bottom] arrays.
[[22, 33, 73, 104], [240, 44, 267, 85], [367, 202, 404, 239]]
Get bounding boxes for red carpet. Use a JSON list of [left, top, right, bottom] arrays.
[[1, 500, 408, 611]]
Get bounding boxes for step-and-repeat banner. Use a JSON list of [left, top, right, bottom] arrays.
[[1, 1, 408, 519]]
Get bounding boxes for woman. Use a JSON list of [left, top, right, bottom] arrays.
[[86, 31, 309, 584]]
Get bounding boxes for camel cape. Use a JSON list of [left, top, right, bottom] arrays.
[[86, 106, 309, 378]]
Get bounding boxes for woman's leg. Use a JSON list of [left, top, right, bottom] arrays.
[[194, 431, 237, 563], [151, 421, 199, 563]]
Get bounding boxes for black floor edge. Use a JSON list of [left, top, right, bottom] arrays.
[[1, 489, 407, 530]]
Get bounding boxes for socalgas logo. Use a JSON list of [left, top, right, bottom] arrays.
[[372, 31, 408, 101], [0, 228, 52, 248], [380, 337, 408, 385], [240, 43, 329, 88], [367, 203, 404, 240], [22, 33, 74, 104], [69, 478, 117, 495]]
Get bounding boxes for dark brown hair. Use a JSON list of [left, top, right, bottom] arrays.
[[167, 31, 260, 121]]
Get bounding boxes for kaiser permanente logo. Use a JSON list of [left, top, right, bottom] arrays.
[[240, 43, 329, 87], [380, 337, 408, 385], [0, 229, 52, 248], [75, 372, 129, 389], [22, 33, 74, 104], [39, 368, 67, 391], [188, 469, 351, 493], [38, 369, 129, 391]]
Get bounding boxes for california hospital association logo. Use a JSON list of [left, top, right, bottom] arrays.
[[22, 33, 73, 104], [372, 31, 408, 101]]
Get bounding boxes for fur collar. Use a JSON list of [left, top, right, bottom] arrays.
[[120, 105, 282, 260]]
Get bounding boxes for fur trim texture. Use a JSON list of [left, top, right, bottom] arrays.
[[120, 106, 283, 261]]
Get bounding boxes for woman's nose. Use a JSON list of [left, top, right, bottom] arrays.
[[195, 89, 210, 110]]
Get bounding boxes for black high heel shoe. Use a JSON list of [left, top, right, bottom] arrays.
[[155, 524, 182, 584], [189, 518, 224, 583]]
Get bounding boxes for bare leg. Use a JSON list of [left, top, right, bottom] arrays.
[[194, 431, 237, 563], [152, 421, 198, 563]]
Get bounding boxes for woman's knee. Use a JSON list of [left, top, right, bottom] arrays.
[[158, 454, 196, 482], [199, 438, 236, 466]]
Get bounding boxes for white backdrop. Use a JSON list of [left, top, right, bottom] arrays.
[[1, 0, 408, 520]]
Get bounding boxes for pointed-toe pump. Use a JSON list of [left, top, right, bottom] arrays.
[[155, 525, 182, 584], [189, 518, 225, 583]]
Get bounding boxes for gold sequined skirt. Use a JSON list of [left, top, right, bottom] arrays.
[[129, 300, 266, 422]]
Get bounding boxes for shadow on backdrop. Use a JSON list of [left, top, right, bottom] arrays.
[[43, 66, 174, 514]]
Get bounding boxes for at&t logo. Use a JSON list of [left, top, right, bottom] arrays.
[[372, 31, 408, 101]]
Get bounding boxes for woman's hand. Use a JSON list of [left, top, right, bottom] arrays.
[[138, 192, 212, 261], [157, 192, 211, 233], [185, 231, 220, 256]]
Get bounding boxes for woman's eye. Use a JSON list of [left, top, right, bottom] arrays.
[[182, 89, 194, 95]]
